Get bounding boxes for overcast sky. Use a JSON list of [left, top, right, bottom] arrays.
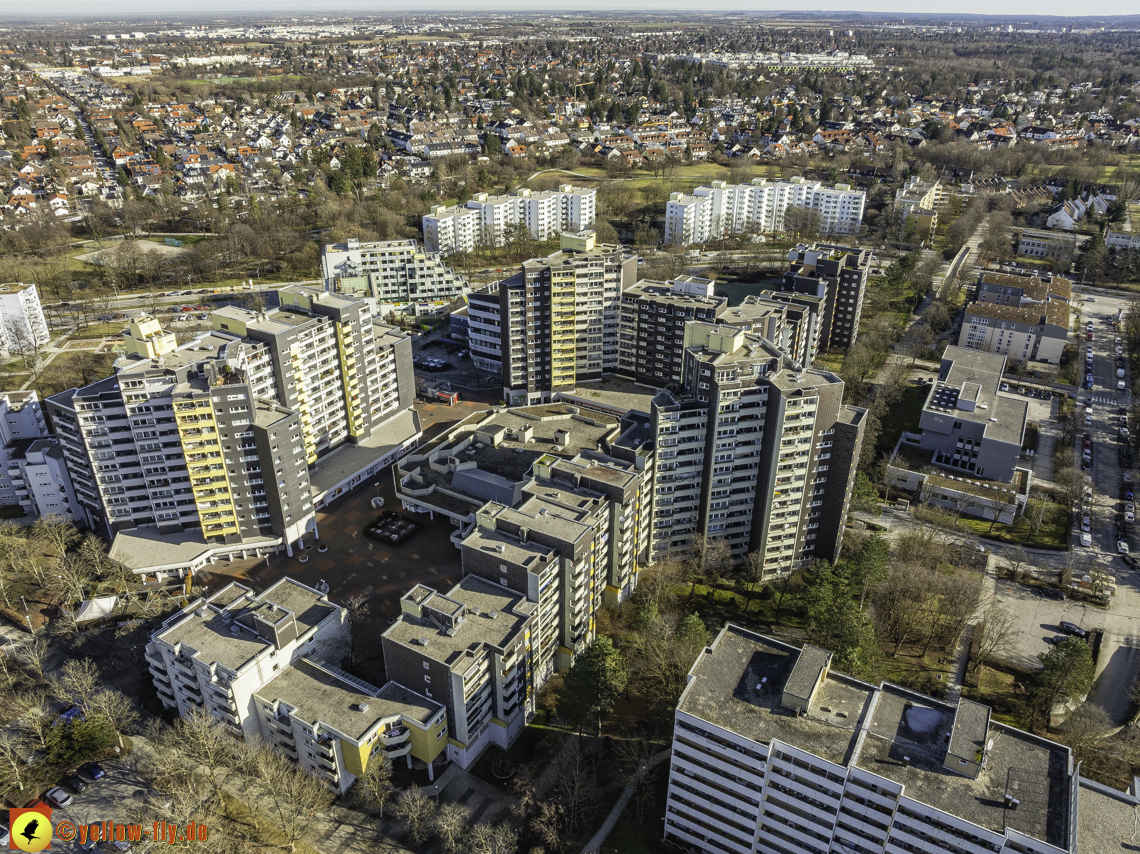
[[4, 2, 1140, 20]]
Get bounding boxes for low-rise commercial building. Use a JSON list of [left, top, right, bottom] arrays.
[[959, 271, 1071, 364]]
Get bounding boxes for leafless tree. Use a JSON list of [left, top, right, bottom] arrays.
[[16, 637, 51, 687], [352, 755, 394, 816], [90, 687, 139, 748], [430, 802, 471, 854], [466, 822, 519, 854], [1005, 545, 1029, 579], [616, 732, 660, 820], [56, 658, 101, 714], [972, 604, 1016, 671], [393, 787, 437, 846], [1059, 703, 1113, 763], [529, 801, 565, 852], [0, 729, 31, 794], [875, 565, 936, 656], [31, 515, 80, 557], [550, 732, 603, 832], [240, 740, 333, 852]]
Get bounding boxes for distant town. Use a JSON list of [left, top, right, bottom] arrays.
[[0, 10, 1139, 854]]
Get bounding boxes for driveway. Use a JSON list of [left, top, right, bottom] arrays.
[[47, 752, 151, 852]]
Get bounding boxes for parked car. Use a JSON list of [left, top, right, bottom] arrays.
[[1120, 541, 1131, 555], [1043, 588, 1066, 600], [45, 786, 74, 808], [1081, 531, 1093, 547], [1060, 621, 1088, 638], [80, 762, 106, 781], [63, 775, 87, 793]]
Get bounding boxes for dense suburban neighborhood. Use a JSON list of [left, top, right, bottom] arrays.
[[1, 10, 1140, 854]]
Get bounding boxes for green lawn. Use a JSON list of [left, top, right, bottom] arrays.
[[875, 384, 928, 454], [958, 505, 1069, 550]]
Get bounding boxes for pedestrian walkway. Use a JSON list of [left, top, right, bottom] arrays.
[[579, 749, 671, 854]]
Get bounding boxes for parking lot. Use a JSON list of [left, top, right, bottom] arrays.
[[30, 755, 152, 852]]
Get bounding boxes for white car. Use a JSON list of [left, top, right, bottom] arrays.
[[1000, 383, 1009, 392], [1120, 541, 1131, 555], [1127, 512, 1135, 523], [1087, 296, 1097, 302], [1082, 517, 1091, 532], [1119, 381, 1128, 391], [1080, 532, 1093, 547], [1126, 502, 1135, 513]]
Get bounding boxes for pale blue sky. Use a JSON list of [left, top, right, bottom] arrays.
[[5, 3, 1140, 19]]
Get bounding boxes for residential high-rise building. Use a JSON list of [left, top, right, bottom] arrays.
[[0, 282, 50, 357], [650, 323, 865, 573], [424, 185, 597, 255], [319, 238, 469, 315], [779, 243, 870, 352], [0, 391, 82, 523], [393, 402, 654, 710], [616, 276, 727, 388], [665, 625, 1079, 854], [467, 231, 636, 405], [145, 578, 447, 793], [718, 294, 823, 368], [664, 178, 865, 246], [382, 577, 537, 769], [48, 287, 416, 566]]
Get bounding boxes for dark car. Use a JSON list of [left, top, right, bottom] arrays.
[[1059, 621, 1088, 638], [80, 762, 106, 781], [1042, 588, 1066, 600], [64, 775, 87, 793]]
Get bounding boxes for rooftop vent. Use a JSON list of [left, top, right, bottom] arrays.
[[359, 702, 370, 713]]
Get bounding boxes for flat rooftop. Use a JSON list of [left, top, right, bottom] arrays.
[[155, 578, 338, 673], [255, 658, 440, 741], [679, 625, 1071, 849], [395, 404, 619, 516], [308, 408, 422, 500], [384, 575, 534, 671], [555, 378, 660, 418]]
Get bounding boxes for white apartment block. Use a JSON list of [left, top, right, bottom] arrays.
[[145, 578, 448, 793], [424, 184, 597, 254], [319, 239, 469, 313], [0, 391, 83, 523], [664, 178, 865, 246], [666, 625, 1080, 854], [0, 282, 50, 357]]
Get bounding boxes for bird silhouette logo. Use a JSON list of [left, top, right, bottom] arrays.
[[9, 807, 53, 851]]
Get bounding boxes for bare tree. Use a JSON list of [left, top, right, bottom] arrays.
[[1059, 703, 1113, 763], [430, 803, 471, 854], [986, 489, 1019, 532], [31, 515, 80, 557], [0, 728, 31, 794], [90, 687, 139, 749], [875, 565, 936, 656], [1025, 491, 1051, 546], [1005, 545, 1029, 579], [16, 637, 51, 687], [240, 740, 333, 852], [393, 787, 436, 846], [467, 823, 518, 854], [616, 732, 660, 820], [352, 756, 394, 817], [550, 733, 603, 832], [56, 658, 101, 714], [972, 604, 1016, 671]]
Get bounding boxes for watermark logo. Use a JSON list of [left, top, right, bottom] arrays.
[[8, 808, 53, 852]]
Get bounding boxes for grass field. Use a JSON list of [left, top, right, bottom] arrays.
[[958, 504, 1069, 550], [875, 384, 928, 454]]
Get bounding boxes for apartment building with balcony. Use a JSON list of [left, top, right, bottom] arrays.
[[958, 271, 1071, 365], [319, 238, 469, 315], [467, 231, 636, 405], [616, 276, 727, 388], [0, 391, 83, 523], [718, 294, 823, 368], [382, 577, 537, 770], [664, 177, 865, 246], [48, 318, 313, 554], [0, 281, 50, 357], [146, 578, 445, 792], [779, 244, 870, 353], [253, 658, 447, 791], [664, 625, 1079, 854], [649, 324, 865, 576], [423, 185, 597, 254]]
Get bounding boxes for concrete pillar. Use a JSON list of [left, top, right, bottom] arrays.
[[311, 519, 320, 540], [286, 539, 294, 557]]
